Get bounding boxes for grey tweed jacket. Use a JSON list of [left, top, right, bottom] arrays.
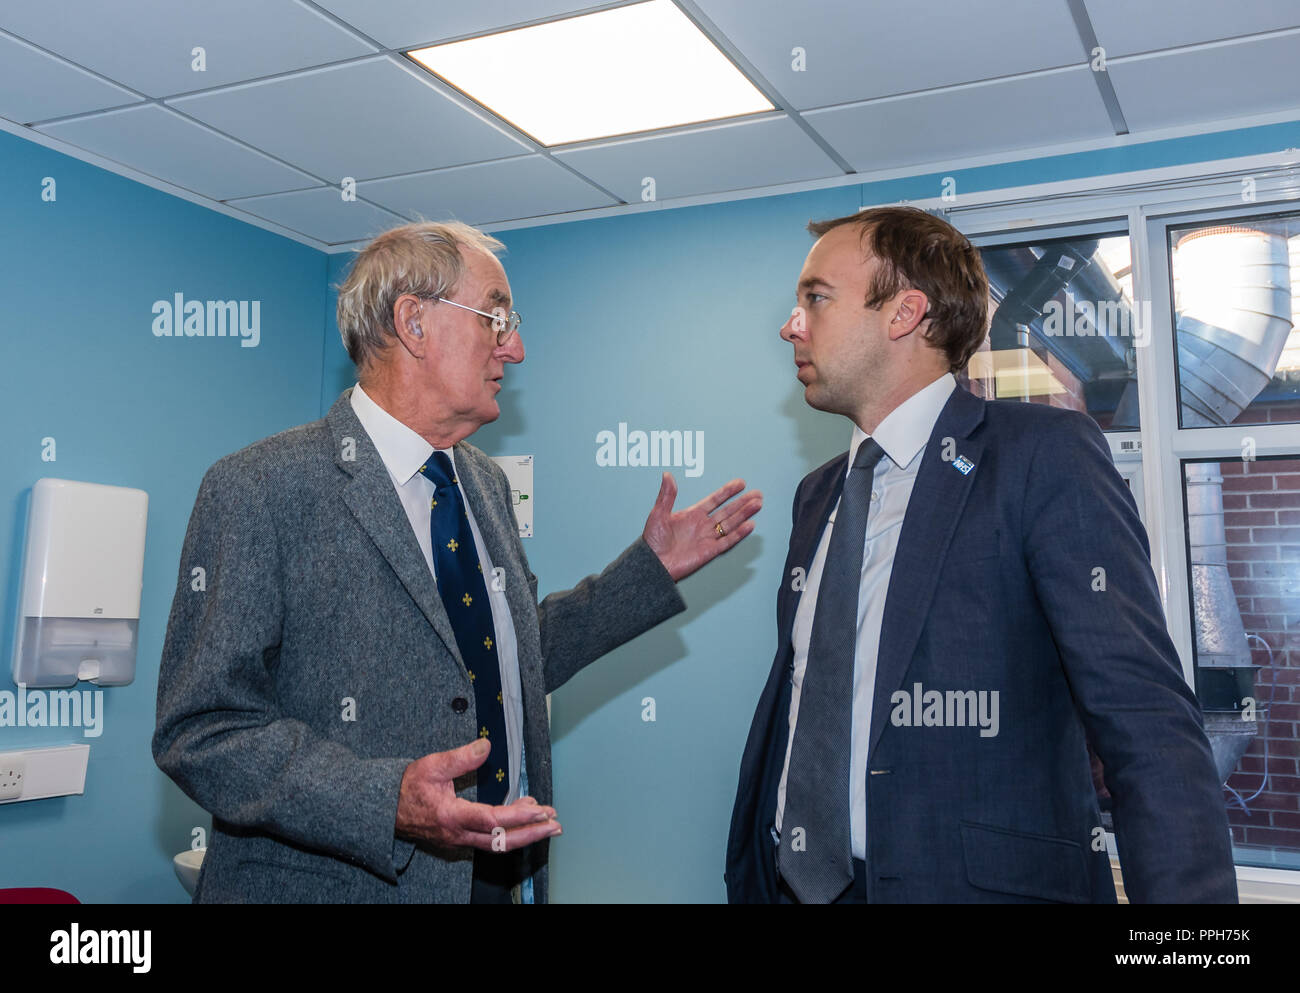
[[153, 388, 686, 903]]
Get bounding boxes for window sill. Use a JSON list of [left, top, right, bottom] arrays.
[[1109, 859, 1300, 904]]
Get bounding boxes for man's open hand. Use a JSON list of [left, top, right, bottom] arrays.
[[642, 473, 762, 582], [395, 738, 561, 852]]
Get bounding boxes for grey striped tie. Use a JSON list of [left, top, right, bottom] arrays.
[[779, 437, 886, 903]]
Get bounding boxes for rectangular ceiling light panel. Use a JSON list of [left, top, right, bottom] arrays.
[[407, 0, 774, 146]]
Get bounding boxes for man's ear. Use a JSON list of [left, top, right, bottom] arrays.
[[392, 295, 427, 354], [888, 289, 930, 340]]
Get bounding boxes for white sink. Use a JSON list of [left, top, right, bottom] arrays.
[[173, 848, 206, 896]]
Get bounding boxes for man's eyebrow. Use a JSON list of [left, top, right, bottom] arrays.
[[798, 277, 834, 294], [486, 288, 512, 308]]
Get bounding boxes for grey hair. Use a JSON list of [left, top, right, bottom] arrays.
[[335, 220, 506, 372]]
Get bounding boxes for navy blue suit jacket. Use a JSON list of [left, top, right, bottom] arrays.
[[725, 385, 1237, 903]]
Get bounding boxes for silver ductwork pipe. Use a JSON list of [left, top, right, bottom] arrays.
[[1187, 464, 1254, 671], [1186, 463, 1264, 783], [1176, 225, 1294, 426]]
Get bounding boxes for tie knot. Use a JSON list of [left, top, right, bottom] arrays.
[[853, 438, 886, 473], [418, 450, 457, 489]]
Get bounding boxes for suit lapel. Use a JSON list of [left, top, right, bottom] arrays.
[[868, 386, 986, 762], [781, 456, 847, 637], [327, 389, 465, 670]]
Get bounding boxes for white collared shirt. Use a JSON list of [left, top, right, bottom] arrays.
[[776, 372, 956, 860], [349, 383, 524, 803]]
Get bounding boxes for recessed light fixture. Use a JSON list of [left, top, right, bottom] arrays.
[[407, 0, 775, 147]]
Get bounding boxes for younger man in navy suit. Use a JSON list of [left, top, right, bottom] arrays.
[[725, 206, 1236, 903]]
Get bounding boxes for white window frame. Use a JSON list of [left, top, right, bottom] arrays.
[[878, 149, 1300, 899]]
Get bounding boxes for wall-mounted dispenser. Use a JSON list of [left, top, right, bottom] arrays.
[[11, 478, 149, 688]]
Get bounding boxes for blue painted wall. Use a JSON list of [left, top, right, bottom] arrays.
[[0, 128, 327, 902], [3, 112, 1299, 902]]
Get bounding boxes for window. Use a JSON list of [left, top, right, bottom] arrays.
[[963, 228, 1139, 431], [1183, 456, 1300, 870], [1170, 211, 1300, 429]]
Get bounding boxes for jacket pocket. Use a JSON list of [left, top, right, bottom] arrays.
[[960, 820, 1090, 903]]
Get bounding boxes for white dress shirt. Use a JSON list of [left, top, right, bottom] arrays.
[[350, 383, 524, 803], [775, 372, 956, 860]]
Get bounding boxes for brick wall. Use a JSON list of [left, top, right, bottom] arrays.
[[1219, 455, 1300, 860]]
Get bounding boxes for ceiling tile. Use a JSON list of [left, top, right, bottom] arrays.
[[554, 114, 841, 201], [37, 104, 319, 200], [1108, 33, 1300, 131], [0, 31, 139, 124], [169, 57, 528, 181], [225, 186, 408, 244], [1086, 0, 1300, 58], [5, 0, 1288, 246], [0, 0, 376, 98], [693, 0, 1084, 110], [359, 155, 617, 225], [313, 0, 601, 49], [804, 67, 1114, 174]]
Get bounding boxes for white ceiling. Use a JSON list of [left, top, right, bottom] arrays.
[[2, 0, 1297, 249]]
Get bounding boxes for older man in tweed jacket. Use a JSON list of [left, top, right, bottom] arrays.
[[153, 221, 761, 904]]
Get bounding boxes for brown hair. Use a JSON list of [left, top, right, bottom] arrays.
[[807, 206, 989, 373]]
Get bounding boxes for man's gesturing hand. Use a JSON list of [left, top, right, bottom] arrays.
[[395, 738, 561, 852], [642, 473, 762, 582]]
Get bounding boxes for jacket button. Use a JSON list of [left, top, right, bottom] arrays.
[[451, 697, 469, 713]]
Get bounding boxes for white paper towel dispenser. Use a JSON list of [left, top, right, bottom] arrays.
[[11, 478, 149, 687]]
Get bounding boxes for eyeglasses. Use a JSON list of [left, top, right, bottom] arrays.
[[419, 295, 521, 345]]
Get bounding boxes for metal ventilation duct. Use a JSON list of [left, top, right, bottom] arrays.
[[1187, 464, 1254, 672], [982, 241, 1136, 423], [1176, 226, 1294, 426]]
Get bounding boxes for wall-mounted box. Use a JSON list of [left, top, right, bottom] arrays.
[[11, 478, 149, 688]]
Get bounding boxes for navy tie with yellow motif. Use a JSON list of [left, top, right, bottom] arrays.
[[420, 450, 508, 806]]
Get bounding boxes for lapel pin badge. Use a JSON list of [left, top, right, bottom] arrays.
[[952, 455, 975, 475]]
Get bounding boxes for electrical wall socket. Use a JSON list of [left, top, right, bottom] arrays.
[[0, 752, 26, 801]]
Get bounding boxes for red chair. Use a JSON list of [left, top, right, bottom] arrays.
[[0, 888, 79, 904]]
